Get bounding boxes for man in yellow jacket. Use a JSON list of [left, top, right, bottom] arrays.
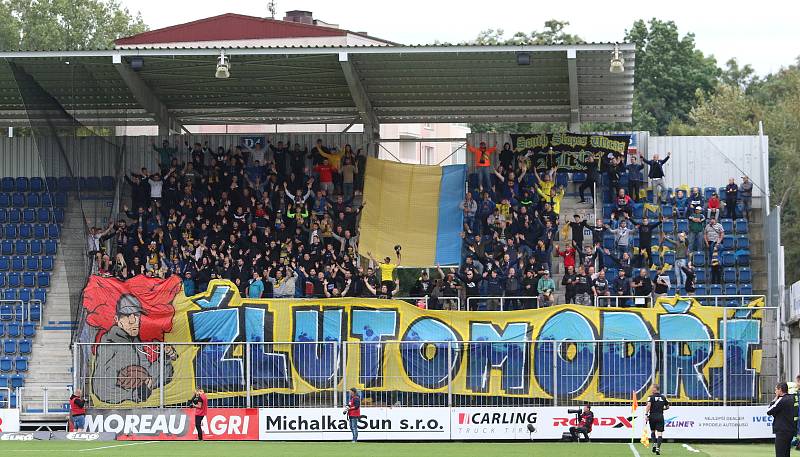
[[536, 185, 565, 216]]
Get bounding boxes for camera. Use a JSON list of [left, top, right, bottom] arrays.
[[567, 408, 582, 414]]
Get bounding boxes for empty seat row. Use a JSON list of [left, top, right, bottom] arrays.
[[1, 240, 58, 256], [0, 223, 61, 240], [0, 208, 64, 224], [0, 302, 43, 321], [0, 356, 29, 372], [0, 373, 25, 388], [0, 272, 51, 287], [1, 176, 114, 193], [0, 192, 68, 208], [1, 339, 32, 355], [0, 256, 55, 272], [0, 323, 36, 338], [692, 250, 751, 267]]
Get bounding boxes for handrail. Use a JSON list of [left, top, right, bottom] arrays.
[[465, 295, 538, 311], [595, 294, 766, 308], [0, 299, 43, 324], [0, 386, 11, 409]]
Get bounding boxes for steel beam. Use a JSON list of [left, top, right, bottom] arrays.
[[567, 49, 581, 132], [114, 58, 181, 135], [339, 52, 380, 156]]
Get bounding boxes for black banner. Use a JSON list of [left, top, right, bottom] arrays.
[[510, 133, 631, 172]]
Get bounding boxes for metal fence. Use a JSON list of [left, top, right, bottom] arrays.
[[74, 334, 777, 410], [0, 299, 43, 324], [0, 386, 11, 408], [594, 295, 765, 308]]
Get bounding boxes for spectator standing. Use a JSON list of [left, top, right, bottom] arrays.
[[578, 154, 599, 204], [573, 266, 592, 306], [631, 268, 653, 304], [635, 216, 662, 259], [664, 232, 690, 291], [460, 193, 478, 232], [704, 217, 725, 259], [740, 176, 753, 221], [626, 155, 645, 202], [498, 142, 516, 170], [682, 262, 696, 295], [69, 389, 87, 432], [467, 141, 497, 191], [562, 265, 577, 304], [346, 387, 362, 442], [612, 269, 630, 299], [606, 220, 632, 259], [641, 151, 671, 203], [340, 156, 358, 200], [725, 178, 739, 220], [687, 208, 706, 253], [537, 270, 555, 307], [247, 271, 265, 298], [710, 246, 722, 285], [314, 158, 336, 195]]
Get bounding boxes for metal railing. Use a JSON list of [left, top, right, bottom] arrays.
[[392, 296, 461, 310], [75, 331, 776, 410], [0, 386, 12, 408], [0, 299, 43, 324], [465, 295, 539, 311], [595, 294, 764, 308]]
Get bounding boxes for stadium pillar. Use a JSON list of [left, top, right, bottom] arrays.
[[567, 49, 581, 132], [113, 57, 183, 136], [339, 52, 381, 157]]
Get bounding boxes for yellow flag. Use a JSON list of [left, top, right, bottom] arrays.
[[640, 427, 651, 447]]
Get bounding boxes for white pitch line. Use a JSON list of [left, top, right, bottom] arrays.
[[629, 442, 642, 457], [77, 441, 158, 452]]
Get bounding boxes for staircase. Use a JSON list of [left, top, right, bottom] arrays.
[[552, 184, 596, 305], [20, 191, 114, 424]]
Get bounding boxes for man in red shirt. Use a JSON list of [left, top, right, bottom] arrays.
[[346, 387, 361, 442], [314, 158, 336, 195], [69, 388, 87, 431], [192, 387, 208, 441]]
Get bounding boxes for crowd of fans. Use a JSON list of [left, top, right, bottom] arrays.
[[88, 138, 754, 310]]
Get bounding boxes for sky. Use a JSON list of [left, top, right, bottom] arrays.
[[120, 0, 798, 75]]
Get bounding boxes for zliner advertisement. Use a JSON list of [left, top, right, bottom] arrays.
[[259, 408, 450, 441]]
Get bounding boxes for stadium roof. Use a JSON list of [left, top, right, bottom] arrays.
[[0, 43, 635, 132]]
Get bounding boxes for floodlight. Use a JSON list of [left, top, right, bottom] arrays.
[[610, 44, 625, 73], [516, 52, 531, 66], [215, 50, 230, 79]]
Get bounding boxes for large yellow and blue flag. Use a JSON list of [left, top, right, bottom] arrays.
[[359, 157, 467, 267]]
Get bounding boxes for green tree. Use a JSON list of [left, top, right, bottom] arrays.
[[625, 18, 720, 134], [0, 0, 147, 50]]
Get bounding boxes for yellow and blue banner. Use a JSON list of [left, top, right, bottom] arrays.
[[358, 158, 466, 266], [79, 277, 765, 408]]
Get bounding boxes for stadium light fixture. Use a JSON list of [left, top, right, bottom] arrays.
[[215, 50, 230, 79], [609, 44, 625, 73], [516, 52, 531, 66], [130, 57, 144, 71]]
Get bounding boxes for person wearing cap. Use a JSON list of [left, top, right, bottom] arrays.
[[537, 270, 555, 307], [90, 294, 176, 404], [687, 206, 706, 252]]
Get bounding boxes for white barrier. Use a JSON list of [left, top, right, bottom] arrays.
[[0, 408, 20, 433]]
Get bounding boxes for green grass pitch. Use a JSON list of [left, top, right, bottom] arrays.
[[0, 441, 774, 457]]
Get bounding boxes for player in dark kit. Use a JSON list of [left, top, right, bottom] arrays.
[[646, 384, 670, 455]]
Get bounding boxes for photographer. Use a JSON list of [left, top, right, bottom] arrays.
[[191, 387, 208, 441], [345, 387, 362, 442], [568, 403, 594, 442]]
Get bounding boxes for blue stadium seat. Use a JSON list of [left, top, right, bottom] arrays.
[[53, 208, 64, 224], [603, 204, 613, 219], [40, 193, 52, 207], [45, 177, 58, 192], [57, 177, 75, 191], [84, 177, 101, 192], [735, 235, 750, 250], [18, 339, 31, 354], [41, 256, 53, 271], [6, 324, 20, 338], [0, 357, 10, 372], [11, 193, 24, 208], [29, 303, 41, 322], [0, 323, 5, 337], [36, 273, 49, 288], [661, 205, 674, 218], [739, 267, 752, 283], [10, 374, 24, 388], [737, 250, 751, 266], [54, 193, 67, 208], [24, 257, 37, 272], [33, 224, 46, 239], [33, 288, 46, 304], [8, 209, 20, 224], [25, 193, 40, 207], [3, 340, 16, 355], [735, 218, 749, 234], [720, 218, 733, 233], [739, 284, 753, 296], [13, 240, 26, 255], [18, 289, 32, 304], [0, 257, 8, 271], [633, 203, 644, 219], [36, 208, 50, 223], [602, 235, 615, 250], [0, 374, 9, 387], [723, 267, 737, 283], [663, 250, 676, 266], [0, 194, 8, 207], [29, 177, 44, 193], [10, 256, 23, 272], [709, 284, 722, 296], [22, 209, 35, 224], [44, 240, 57, 255], [661, 220, 675, 234], [6, 272, 20, 287], [0, 273, 4, 288], [14, 356, 28, 372], [0, 304, 11, 321], [692, 251, 706, 267], [22, 273, 34, 288], [704, 187, 716, 201], [18, 224, 32, 239], [3, 225, 14, 239], [47, 224, 60, 239], [0, 209, 5, 224], [0, 241, 11, 256], [721, 251, 736, 267], [572, 172, 587, 183], [721, 235, 735, 251], [723, 284, 738, 296], [29, 240, 42, 256], [15, 178, 28, 193], [0, 178, 14, 193], [2, 289, 16, 301]]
